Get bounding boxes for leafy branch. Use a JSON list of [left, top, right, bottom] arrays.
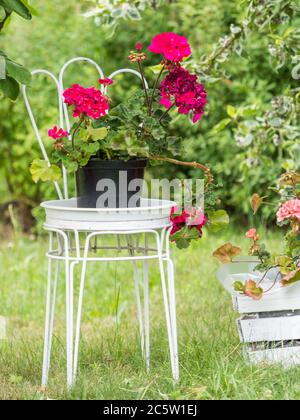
[[0, 0, 34, 100]]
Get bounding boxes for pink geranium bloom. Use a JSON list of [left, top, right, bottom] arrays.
[[149, 33, 191, 62], [160, 66, 207, 123], [246, 228, 259, 241], [99, 78, 114, 86], [48, 126, 69, 140], [277, 199, 300, 223], [63, 84, 109, 119]]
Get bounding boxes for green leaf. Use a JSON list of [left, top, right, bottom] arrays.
[[244, 280, 264, 301], [233, 281, 245, 293], [148, 64, 166, 75], [80, 142, 101, 154], [0, 76, 20, 100], [5, 59, 31, 84], [173, 226, 200, 241], [166, 136, 182, 155], [78, 128, 90, 142], [283, 27, 295, 39], [30, 159, 61, 183], [87, 127, 108, 141], [0, 5, 6, 20], [207, 210, 229, 232], [211, 118, 231, 135], [0, 55, 5, 79], [281, 269, 300, 287], [175, 238, 190, 249], [0, 0, 32, 19], [227, 105, 236, 119], [19, 0, 38, 16]]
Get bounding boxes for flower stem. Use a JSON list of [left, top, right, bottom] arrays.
[[159, 103, 176, 123], [137, 61, 151, 113], [71, 116, 84, 149], [149, 63, 166, 114], [150, 156, 214, 185]]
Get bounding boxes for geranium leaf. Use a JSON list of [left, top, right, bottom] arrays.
[[244, 280, 264, 301], [281, 269, 300, 287], [233, 281, 245, 293], [30, 159, 61, 183], [213, 243, 242, 264], [250, 193, 267, 215], [207, 210, 229, 232], [87, 127, 108, 141]]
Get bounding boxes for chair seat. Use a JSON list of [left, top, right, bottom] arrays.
[[42, 198, 175, 231]]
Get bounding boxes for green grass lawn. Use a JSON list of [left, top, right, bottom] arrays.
[[0, 230, 300, 400]]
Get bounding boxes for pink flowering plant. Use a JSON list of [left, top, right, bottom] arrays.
[[214, 171, 300, 300], [31, 33, 227, 247]]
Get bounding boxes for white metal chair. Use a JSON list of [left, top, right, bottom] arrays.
[[22, 58, 179, 388]]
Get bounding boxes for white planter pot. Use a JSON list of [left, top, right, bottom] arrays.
[[217, 257, 300, 367]]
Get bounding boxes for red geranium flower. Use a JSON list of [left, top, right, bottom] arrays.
[[99, 78, 114, 86], [160, 66, 207, 123], [170, 207, 207, 237], [63, 84, 109, 119], [48, 126, 69, 140], [149, 33, 191, 62]]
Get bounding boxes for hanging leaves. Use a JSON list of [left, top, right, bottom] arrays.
[[0, 0, 32, 20], [0, 0, 34, 99], [0, 76, 19, 100], [213, 243, 242, 264]]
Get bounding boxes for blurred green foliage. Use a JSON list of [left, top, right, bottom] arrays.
[[0, 0, 299, 231]]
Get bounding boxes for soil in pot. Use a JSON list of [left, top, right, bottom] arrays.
[[76, 159, 147, 208]]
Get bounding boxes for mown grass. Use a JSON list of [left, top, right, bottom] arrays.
[[0, 230, 300, 400]]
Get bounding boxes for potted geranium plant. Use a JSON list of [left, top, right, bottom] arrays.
[[214, 172, 300, 365], [214, 170, 300, 299], [30, 33, 228, 248]]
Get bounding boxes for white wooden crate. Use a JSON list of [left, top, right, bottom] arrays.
[[246, 343, 300, 368], [217, 260, 300, 366], [238, 311, 300, 343]]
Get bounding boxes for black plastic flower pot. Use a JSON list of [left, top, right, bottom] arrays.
[[75, 159, 148, 208]]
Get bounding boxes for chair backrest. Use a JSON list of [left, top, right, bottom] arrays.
[[22, 57, 148, 201]]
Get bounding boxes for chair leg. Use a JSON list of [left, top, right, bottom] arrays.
[[144, 234, 150, 372], [42, 257, 53, 387], [167, 258, 179, 381], [126, 235, 145, 360], [42, 235, 60, 387], [155, 232, 176, 379], [65, 258, 73, 388], [73, 235, 90, 384]]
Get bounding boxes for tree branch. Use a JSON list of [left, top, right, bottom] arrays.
[[150, 155, 214, 185]]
